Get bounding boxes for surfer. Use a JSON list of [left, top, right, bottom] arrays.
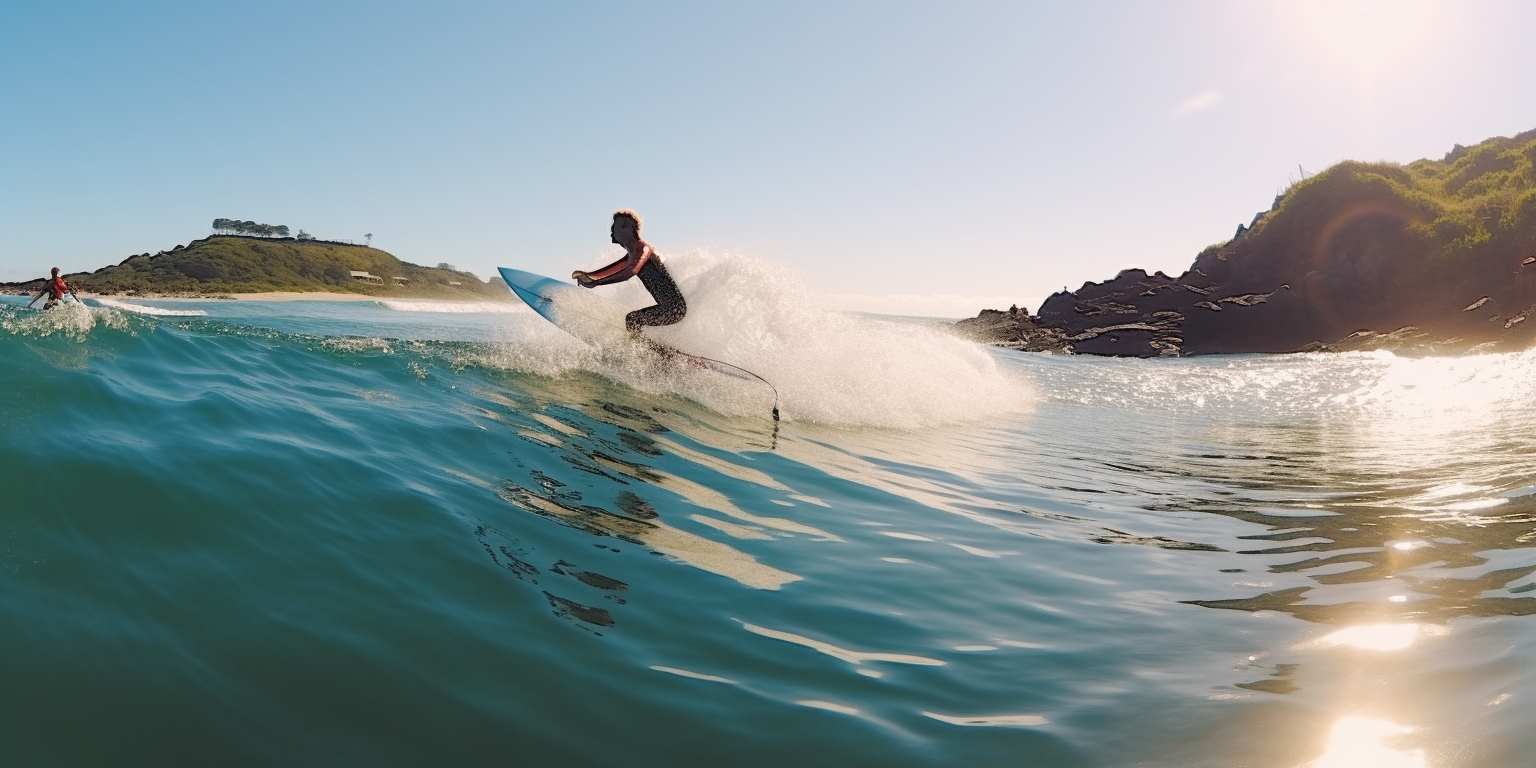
[[27, 267, 78, 310], [572, 210, 687, 334]]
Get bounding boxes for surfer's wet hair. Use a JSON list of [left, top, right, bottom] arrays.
[[612, 210, 643, 233]]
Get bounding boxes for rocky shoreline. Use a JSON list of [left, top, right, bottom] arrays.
[[956, 265, 1534, 357], [958, 129, 1536, 357]]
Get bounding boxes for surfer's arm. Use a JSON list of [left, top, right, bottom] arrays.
[[583, 250, 646, 287]]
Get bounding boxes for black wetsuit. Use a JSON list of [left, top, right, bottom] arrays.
[[586, 248, 688, 332], [626, 256, 687, 332]]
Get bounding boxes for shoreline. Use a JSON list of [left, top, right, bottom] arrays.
[[82, 291, 512, 304], [228, 291, 377, 302]]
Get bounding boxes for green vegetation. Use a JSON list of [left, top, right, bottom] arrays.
[[1195, 128, 1536, 296], [212, 218, 293, 238], [30, 235, 506, 299]]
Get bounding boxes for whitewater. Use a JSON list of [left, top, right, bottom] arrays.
[[2, 254, 1534, 767]]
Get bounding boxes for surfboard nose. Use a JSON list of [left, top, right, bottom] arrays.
[[498, 267, 539, 287]]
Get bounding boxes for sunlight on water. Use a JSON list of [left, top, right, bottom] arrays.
[[3, 295, 1534, 766], [649, 666, 736, 685], [738, 621, 947, 677], [1300, 624, 1438, 653], [795, 700, 861, 716], [1304, 717, 1426, 768], [921, 711, 1049, 727], [500, 486, 800, 590]]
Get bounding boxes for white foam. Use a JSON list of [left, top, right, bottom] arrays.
[[474, 252, 1032, 428], [1, 301, 128, 338], [91, 297, 207, 317], [377, 299, 526, 315]]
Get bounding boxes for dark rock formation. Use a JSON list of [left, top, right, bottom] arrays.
[[953, 304, 1070, 352], [957, 128, 1536, 357]]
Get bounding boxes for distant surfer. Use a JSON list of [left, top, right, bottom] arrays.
[[572, 210, 687, 335], [27, 267, 79, 310]]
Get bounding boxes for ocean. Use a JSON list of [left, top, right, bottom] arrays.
[[2, 258, 1533, 767]]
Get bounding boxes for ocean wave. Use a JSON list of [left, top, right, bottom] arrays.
[[472, 251, 1035, 428], [91, 297, 208, 317], [376, 299, 526, 314], [4, 281, 1536, 768]]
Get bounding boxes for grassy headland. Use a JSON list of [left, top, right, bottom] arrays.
[[6, 235, 508, 300], [961, 127, 1536, 356]]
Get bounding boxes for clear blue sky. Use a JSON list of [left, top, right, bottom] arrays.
[[3, 0, 1534, 314]]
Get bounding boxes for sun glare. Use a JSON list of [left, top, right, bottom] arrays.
[[1291, 0, 1441, 80], [1301, 623, 1440, 653], [1306, 717, 1426, 768]]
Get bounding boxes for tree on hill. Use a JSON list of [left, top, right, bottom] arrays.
[[212, 218, 294, 238]]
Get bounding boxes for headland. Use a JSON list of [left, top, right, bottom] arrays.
[[959, 128, 1536, 356], [4, 233, 511, 302]]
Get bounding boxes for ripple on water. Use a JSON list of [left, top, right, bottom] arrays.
[[738, 621, 946, 679], [5, 300, 1536, 766], [920, 712, 1049, 728]]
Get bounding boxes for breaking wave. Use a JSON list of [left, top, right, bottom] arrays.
[[473, 252, 1033, 428], [91, 297, 208, 317], [376, 299, 526, 314]]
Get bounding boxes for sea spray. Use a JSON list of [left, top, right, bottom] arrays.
[[0, 302, 128, 339], [475, 252, 1032, 428]]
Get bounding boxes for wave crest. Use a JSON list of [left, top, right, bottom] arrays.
[[478, 252, 1032, 428], [376, 299, 525, 315], [92, 297, 208, 317]]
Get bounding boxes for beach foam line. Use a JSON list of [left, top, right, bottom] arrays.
[[92, 297, 208, 317], [376, 299, 526, 314]]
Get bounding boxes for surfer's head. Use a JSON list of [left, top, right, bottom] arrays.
[[50, 267, 60, 277], [610, 210, 642, 246]]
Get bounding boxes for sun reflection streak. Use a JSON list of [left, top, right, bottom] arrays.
[[1304, 717, 1426, 768], [1299, 623, 1447, 653]]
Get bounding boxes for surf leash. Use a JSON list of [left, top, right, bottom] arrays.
[[673, 350, 781, 424], [649, 342, 782, 449]]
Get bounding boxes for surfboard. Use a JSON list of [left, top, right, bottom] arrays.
[[498, 267, 629, 346], [499, 268, 572, 325], [497, 266, 780, 425]]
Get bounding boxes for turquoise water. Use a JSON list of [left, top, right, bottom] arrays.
[[2, 290, 1534, 767]]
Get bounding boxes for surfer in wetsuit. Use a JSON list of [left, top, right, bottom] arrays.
[[28, 267, 78, 310], [572, 210, 687, 335]]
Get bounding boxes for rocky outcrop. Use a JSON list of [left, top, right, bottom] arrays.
[[958, 128, 1536, 357], [953, 305, 1070, 352], [961, 271, 1290, 356]]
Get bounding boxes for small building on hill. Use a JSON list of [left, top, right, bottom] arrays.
[[350, 271, 382, 283], [392, 276, 409, 285]]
